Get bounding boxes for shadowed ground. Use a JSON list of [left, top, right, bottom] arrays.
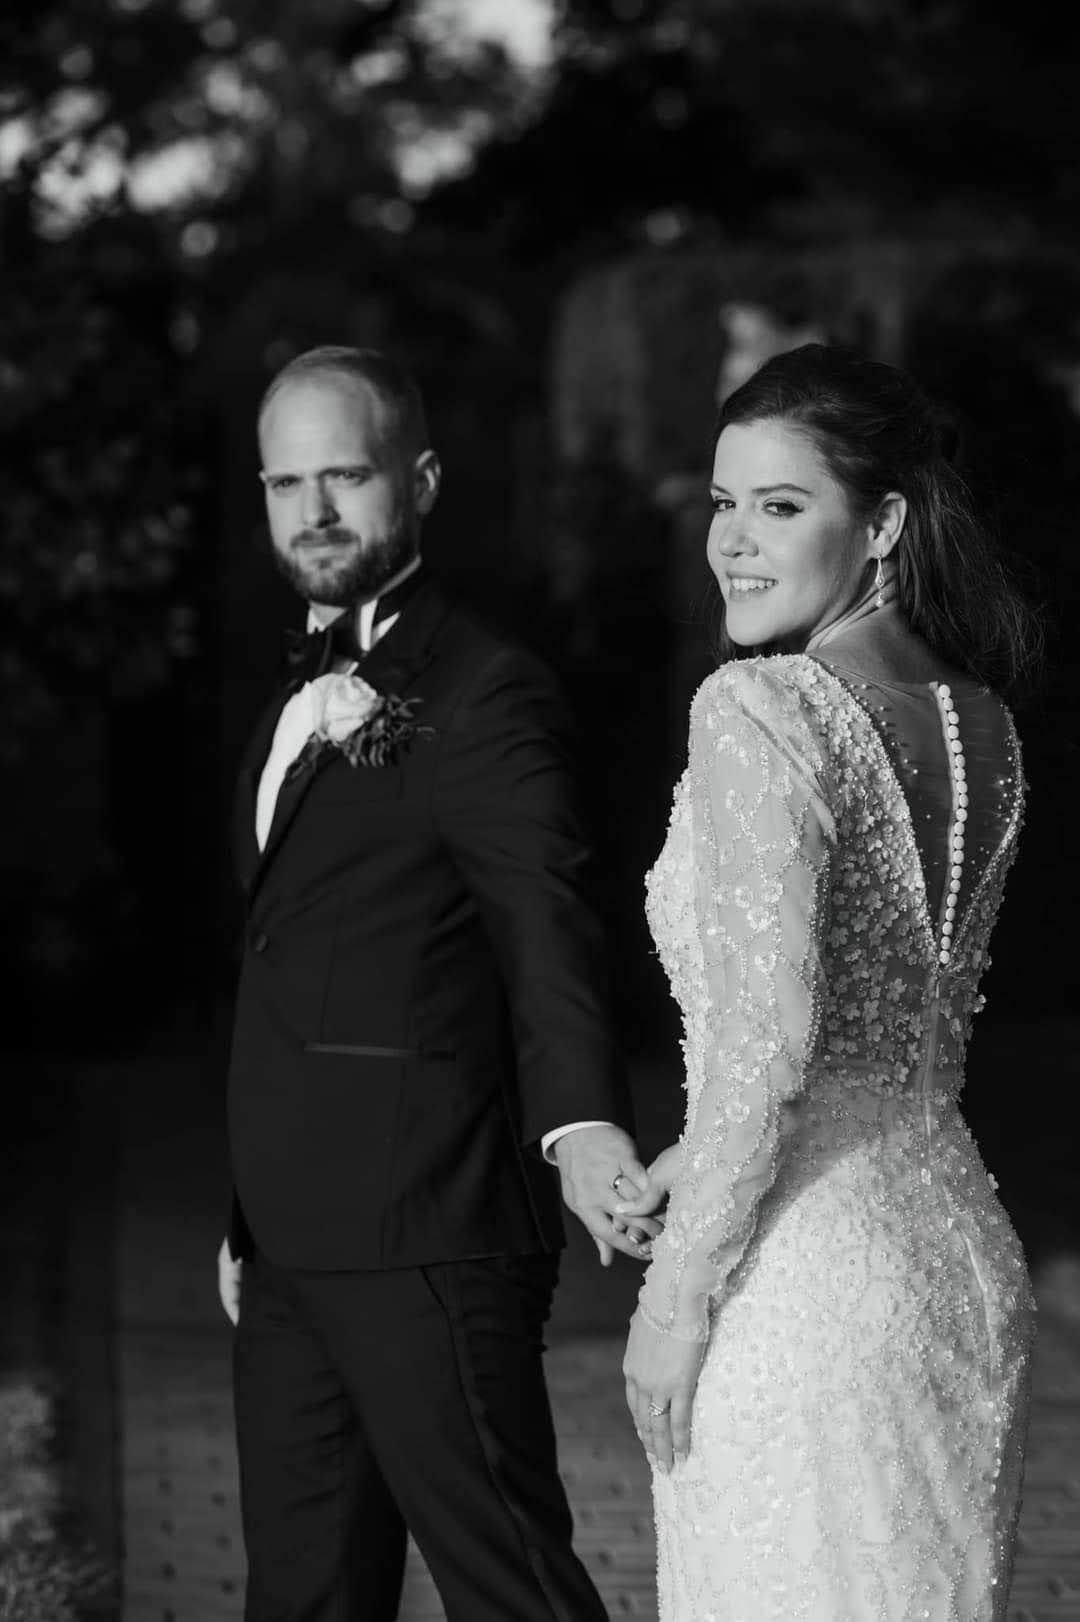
[[1, 1016, 1078, 1620]]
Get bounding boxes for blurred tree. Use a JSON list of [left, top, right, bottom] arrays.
[[0, 0, 536, 758], [0, 5, 204, 754], [0, 0, 538, 1040], [3, 0, 1077, 1040], [434, 0, 1080, 264], [5, 0, 1072, 755]]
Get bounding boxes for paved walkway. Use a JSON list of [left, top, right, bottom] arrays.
[[98, 1046, 1080, 1622]]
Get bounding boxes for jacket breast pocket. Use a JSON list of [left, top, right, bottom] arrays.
[[303, 1041, 455, 1061]]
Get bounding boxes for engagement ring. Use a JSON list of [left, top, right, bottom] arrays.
[[648, 1402, 669, 1418], [611, 1171, 628, 1195]]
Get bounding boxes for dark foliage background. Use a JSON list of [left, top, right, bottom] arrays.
[[2, 0, 1077, 1058]]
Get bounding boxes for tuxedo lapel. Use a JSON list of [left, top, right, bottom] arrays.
[[245, 580, 451, 902], [251, 724, 337, 883], [354, 576, 447, 696]]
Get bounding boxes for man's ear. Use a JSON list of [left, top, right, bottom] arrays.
[[870, 491, 906, 560], [414, 450, 441, 516]]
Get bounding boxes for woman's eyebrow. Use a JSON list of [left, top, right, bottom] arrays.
[[710, 482, 815, 496]]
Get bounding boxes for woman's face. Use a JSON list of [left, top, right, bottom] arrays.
[[708, 418, 877, 648]]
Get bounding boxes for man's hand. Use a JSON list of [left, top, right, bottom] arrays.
[[217, 1237, 243, 1326], [552, 1124, 660, 1266]]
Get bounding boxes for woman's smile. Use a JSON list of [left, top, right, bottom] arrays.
[[725, 574, 779, 596]]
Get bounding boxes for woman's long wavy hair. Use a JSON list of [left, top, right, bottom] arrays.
[[711, 343, 1044, 697]]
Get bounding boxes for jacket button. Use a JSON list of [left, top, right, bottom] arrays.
[[250, 930, 269, 954]]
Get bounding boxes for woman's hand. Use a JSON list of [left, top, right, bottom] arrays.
[[613, 1142, 681, 1220], [623, 1306, 705, 1473]]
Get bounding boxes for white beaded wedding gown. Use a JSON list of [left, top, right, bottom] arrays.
[[641, 654, 1034, 1622]]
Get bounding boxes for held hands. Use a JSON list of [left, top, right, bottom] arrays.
[[613, 1142, 681, 1222], [217, 1237, 242, 1326], [552, 1125, 662, 1266], [623, 1306, 705, 1474]]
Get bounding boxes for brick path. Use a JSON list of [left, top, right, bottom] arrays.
[[109, 1057, 1080, 1622]]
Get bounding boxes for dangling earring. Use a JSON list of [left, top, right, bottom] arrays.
[[873, 555, 885, 609]]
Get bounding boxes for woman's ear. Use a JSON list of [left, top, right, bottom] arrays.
[[870, 491, 906, 560]]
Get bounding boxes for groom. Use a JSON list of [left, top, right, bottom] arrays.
[[217, 346, 652, 1621]]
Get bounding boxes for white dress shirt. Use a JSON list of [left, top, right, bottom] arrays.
[[253, 565, 607, 1160], [254, 563, 419, 851]]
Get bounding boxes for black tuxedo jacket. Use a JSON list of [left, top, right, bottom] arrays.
[[226, 579, 631, 1270]]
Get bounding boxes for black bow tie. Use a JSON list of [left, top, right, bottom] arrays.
[[283, 615, 360, 682], [283, 568, 424, 682]]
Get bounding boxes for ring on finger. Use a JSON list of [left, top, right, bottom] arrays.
[[647, 1401, 669, 1418], [611, 1171, 627, 1196]]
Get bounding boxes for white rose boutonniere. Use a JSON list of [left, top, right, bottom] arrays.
[[285, 672, 432, 783], [312, 673, 381, 742]]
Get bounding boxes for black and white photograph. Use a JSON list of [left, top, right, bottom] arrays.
[[2, 2, 1078, 1619]]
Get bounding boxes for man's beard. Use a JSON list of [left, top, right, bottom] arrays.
[[272, 511, 417, 607]]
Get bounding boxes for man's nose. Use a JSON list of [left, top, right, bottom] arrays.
[[301, 476, 337, 527]]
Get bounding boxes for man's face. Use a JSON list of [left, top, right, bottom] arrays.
[[259, 374, 431, 608]]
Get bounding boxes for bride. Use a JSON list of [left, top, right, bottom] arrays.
[[617, 343, 1041, 1620]]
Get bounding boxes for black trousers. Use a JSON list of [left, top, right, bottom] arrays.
[[233, 1250, 609, 1622]]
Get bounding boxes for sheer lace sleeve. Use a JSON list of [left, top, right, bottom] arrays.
[[638, 662, 836, 1341]]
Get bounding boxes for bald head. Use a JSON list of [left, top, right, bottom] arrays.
[[258, 346, 429, 464]]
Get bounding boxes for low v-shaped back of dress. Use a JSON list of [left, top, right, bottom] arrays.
[[814, 662, 1021, 929], [803, 658, 1024, 1105]]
